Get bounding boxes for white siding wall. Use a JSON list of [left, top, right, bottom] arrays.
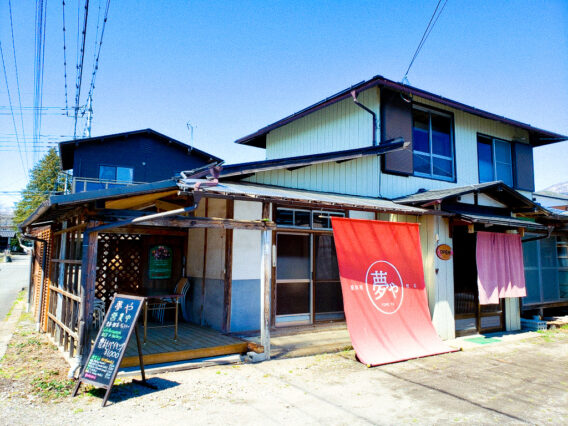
[[418, 215, 456, 340], [504, 298, 521, 331], [247, 88, 531, 200], [266, 88, 379, 159], [232, 201, 263, 281]]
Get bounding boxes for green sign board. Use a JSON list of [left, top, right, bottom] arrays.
[[148, 245, 172, 279]]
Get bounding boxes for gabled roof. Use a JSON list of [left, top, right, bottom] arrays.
[[59, 128, 222, 170], [236, 75, 568, 148], [395, 181, 543, 213], [220, 138, 407, 178]]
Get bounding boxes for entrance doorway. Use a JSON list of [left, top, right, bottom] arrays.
[[275, 232, 344, 326], [453, 227, 504, 336]]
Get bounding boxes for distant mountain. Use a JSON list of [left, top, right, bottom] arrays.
[[544, 181, 568, 194]]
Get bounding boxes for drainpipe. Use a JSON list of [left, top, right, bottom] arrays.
[[351, 90, 377, 146], [72, 193, 203, 377], [521, 225, 554, 243], [21, 233, 48, 327]]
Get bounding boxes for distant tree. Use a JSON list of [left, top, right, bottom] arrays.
[[13, 148, 65, 227]]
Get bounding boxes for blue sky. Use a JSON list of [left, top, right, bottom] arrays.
[[1, 0, 567, 210]]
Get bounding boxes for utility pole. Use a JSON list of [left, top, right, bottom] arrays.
[[83, 95, 93, 138], [186, 121, 194, 149]]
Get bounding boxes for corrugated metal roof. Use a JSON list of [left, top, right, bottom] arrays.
[[19, 179, 180, 229], [179, 180, 430, 215], [236, 75, 568, 148], [0, 230, 16, 238], [451, 211, 547, 230], [395, 181, 541, 213], [394, 182, 506, 204]]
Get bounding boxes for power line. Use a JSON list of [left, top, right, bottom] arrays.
[[402, 0, 449, 83], [0, 41, 28, 177], [73, 0, 90, 139], [82, 0, 111, 137], [33, 0, 48, 165], [8, 0, 29, 173], [62, 0, 70, 116]]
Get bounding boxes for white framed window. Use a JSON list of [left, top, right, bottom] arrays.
[[99, 165, 134, 183], [412, 106, 455, 181], [477, 135, 513, 186]]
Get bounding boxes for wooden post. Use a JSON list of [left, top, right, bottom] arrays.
[[260, 228, 272, 360], [55, 222, 67, 342], [77, 225, 99, 363]]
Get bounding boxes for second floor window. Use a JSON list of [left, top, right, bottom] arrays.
[[99, 165, 134, 183], [477, 135, 513, 186], [412, 106, 454, 181]]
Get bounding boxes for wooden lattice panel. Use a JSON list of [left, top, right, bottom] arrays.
[[31, 226, 52, 324], [96, 233, 142, 308]]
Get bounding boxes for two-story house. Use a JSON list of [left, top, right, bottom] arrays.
[[21, 76, 568, 370], [59, 128, 222, 193], [212, 75, 568, 339]]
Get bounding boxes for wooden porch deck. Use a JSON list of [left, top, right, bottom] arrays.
[[121, 322, 251, 367]]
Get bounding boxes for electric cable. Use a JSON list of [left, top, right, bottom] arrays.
[[402, 0, 449, 83], [8, 0, 29, 173], [73, 0, 90, 138], [0, 41, 27, 176]]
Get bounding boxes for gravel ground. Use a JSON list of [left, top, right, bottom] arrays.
[[1, 305, 567, 425]]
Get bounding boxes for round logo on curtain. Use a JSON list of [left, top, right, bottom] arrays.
[[365, 260, 404, 314]]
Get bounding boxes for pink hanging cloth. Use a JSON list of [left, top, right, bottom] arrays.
[[476, 231, 526, 305]]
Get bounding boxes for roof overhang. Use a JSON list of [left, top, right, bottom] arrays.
[[448, 210, 548, 231], [178, 180, 436, 216], [395, 181, 544, 214], [236, 75, 568, 148], [220, 138, 407, 178]]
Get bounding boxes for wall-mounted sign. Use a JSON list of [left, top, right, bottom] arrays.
[[149, 245, 172, 279], [436, 244, 452, 260]]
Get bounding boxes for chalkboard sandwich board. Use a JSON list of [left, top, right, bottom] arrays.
[[72, 294, 155, 407]]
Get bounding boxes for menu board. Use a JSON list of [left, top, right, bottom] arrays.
[[80, 294, 144, 388], [148, 245, 172, 279]]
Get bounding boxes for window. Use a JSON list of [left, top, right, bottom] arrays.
[[275, 208, 344, 229], [98, 166, 134, 183], [523, 236, 568, 305], [412, 106, 454, 181], [477, 135, 513, 186]]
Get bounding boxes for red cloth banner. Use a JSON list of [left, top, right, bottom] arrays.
[[331, 217, 456, 366]]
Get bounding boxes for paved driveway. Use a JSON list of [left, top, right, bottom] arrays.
[[0, 254, 29, 320], [1, 325, 567, 424]]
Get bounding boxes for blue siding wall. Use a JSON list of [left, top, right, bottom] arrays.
[[230, 279, 260, 332], [72, 135, 210, 181]]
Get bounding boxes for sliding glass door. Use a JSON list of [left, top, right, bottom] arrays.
[[276, 233, 311, 325]]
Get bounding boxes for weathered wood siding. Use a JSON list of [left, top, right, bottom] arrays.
[[186, 198, 227, 331], [246, 88, 531, 200]]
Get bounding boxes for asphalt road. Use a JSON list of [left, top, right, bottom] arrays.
[[0, 254, 30, 320]]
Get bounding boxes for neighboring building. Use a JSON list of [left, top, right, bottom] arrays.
[[533, 190, 568, 211], [0, 229, 15, 251], [20, 75, 568, 372], [59, 128, 222, 193]]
